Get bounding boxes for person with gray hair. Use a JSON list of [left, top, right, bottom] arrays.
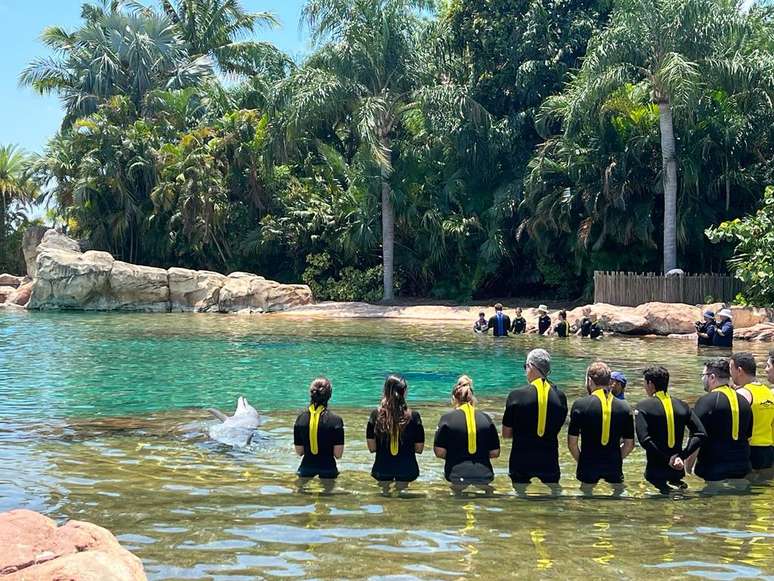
[[502, 349, 568, 494]]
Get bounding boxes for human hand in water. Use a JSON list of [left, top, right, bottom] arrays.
[[669, 454, 684, 471]]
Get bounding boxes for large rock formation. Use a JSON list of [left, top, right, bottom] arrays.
[[24, 229, 313, 313], [0, 509, 146, 580]]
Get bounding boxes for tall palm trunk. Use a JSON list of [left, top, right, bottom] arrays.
[[381, 169, 394, 302], [658, 101, 678, 273]]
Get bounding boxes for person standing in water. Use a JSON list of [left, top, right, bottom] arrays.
[[366, 375, 425, 494], [293, 377, 345, 492], [434, 375, 500, 494], [551, 311, 570, 337], [729, 353, 774, 479], [712, 309, 734, 349], [488, 303, 511, 337], [537, 305, 551, 336], [610, 372, 627, 400], [695, 310, 716, 347], [567, 361, 635, 495], [502, 349, 568, 494], [473, 312, 489, 334], [577, 309, 603, 339], [686, 359, 752, 483], [511, 307, 527, 334], [634, 366, 706, 494]]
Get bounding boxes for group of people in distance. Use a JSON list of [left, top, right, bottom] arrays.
[[292, 349, 774, 495], [474, 304, 603, 339], [696, 308, 735, 348]]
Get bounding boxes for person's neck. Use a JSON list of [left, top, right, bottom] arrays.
[[590, 385, 609, 394], [710, 382, 730, 391], [737, 373, 757, 386]]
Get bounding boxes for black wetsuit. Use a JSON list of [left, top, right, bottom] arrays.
[[712, 321, 734, 348], [488, 313, 511, 337], [553, 320, 570, 338], [293, 407, 345, 478], [502, 380, 568, 483], [473, 320, 488, 334], [568, 392, 634, 484], [366, 409, 424, 482], [511, 317, 527, 334], [634, 394, 707, 492], [538, 315, 551, 335], [693, 388, 752, 481], [696, 321, 716, 347], [579, 318, 603, 338], [434, 408, 500, 484]]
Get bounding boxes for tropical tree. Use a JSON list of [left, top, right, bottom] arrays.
[[546, 0, 772, 273], [278, 0, 486, 301], [0, 145, 38, 270], [20, 1, 211, 125]]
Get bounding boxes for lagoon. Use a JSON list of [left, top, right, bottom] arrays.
[[1, 311, 772, 579]]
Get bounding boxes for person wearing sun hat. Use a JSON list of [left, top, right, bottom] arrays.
[[610, 371, 628, 400], [712, 309, 734, 349], [537, 305, 551, 335]]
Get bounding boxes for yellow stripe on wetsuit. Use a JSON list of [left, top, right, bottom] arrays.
[[459, 403, 477, 454], [309, 404, 324, 454], [390, 429, 399, 456], [593, 389, 613, 445], [531, 378, 551, 437], [717, 386, 740, 441], [654, 391, 676, 448]]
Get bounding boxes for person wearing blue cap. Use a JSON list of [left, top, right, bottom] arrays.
[[695, 310, 716, 347], [610, 372, 627, 400]]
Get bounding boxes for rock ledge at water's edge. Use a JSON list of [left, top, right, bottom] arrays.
[[0, 509, 147, 580], [14, 229, 313, 313]]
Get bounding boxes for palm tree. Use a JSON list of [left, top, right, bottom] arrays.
[[157, 0, 289, 77], [0, 145, 38, 261], [20, 1, 211, 125], [550, 0, 769, 273], [278, 0, 485, 301]]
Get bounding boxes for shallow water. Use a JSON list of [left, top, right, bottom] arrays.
[[1, 311, 772, 580]]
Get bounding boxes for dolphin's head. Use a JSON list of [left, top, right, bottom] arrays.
[[234, 396, 259, 420]]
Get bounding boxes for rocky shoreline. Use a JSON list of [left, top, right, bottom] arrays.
[[2, 228, 772, 341]]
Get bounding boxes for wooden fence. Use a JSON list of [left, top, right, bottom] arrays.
[[593, 271, 743, 306]]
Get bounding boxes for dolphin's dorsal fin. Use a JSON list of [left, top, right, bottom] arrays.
[[206, 408, 229, 422]]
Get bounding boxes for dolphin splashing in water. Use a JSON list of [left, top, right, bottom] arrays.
[[206, 396, 262, 447]]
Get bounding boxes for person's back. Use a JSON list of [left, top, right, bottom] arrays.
[[569, 393, 633, 483], [488, 304, 510, 337], [634, 366, 706, 493], [503, 378, 567, 484], [537, 314, 551, 335], [294, 378, 345, 482], [692, 359, 751, 481], [553, 318, 570, 338], [436, 407, 499, 484]]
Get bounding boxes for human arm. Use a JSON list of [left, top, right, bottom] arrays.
[[634, 405, 671, 461], [620, 439, 634, 459], [293, 419, 305, 456], [366, 410, 377, 453], [567, 435, 580, 462], [488, 421, 500, 458], [433, 420, 447, 458], [680, 408, 707, 459], [333, 445, 344, 459], [414, 412, 425, 454], [567, 401, 581, 461], [621, 406, 635, 459], [333, 417, 345, 459], [502, 393, 514, 439], [294, 445, 305, 456]]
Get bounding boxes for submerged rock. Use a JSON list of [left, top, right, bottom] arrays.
[[24, 229, 314, 313], [0, 509, 147, 580]]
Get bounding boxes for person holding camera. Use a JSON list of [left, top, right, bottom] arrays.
[[696, 310, 716, 347]]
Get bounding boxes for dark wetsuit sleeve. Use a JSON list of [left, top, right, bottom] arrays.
[[366, 410, 376, 440], [488, 421, 500, 451], [414, 412, 425, 444], [622, 406, 634, 440], [693, 394, 714, 425], [681, 408, 707, 459], [559, 389, 569, 424], [333, 416, 345, 446], [434, 419, 448, 449], [568, 401, 581, 437], [293, 417, 303, 446], [635, 405, 670, 461], [502, 393, 515, 429]]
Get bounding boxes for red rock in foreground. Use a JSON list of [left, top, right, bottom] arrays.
[[0, 509, 146, 581]]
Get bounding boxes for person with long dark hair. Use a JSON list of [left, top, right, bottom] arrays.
[[434, 375, 500, 495], [293, 377, 345, 492], [366, 375, 425, 494]]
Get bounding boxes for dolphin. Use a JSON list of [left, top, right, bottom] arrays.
[[206, 396, 262, 447]]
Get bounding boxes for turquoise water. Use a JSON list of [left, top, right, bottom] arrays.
[[1, 310, 773, 580]]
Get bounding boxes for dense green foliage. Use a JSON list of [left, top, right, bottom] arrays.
[[8, 0, 774, 303], [0, 145, 38, 273], [707, 186, 774, 305]]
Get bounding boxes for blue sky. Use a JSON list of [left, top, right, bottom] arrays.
[[0, 0, 309, 155]]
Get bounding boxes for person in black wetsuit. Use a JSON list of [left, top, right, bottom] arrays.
[[551, 310, 570, 338], [634, 366, 707, 494], [537, 305, 551, 335], [293, 377, 345, 492], [502, 349, 568, 495], [487, 303, 511, 337], [434, 375, 500, 495], [366, 375, 425, 494], [695, 310, 716, 347], [686, 358, 752, 483], [511, 307, 527, 334], [576, 308, 603, 339], [567, 361, 635, 495]]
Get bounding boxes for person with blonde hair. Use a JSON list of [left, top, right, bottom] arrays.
[[433, 375, 500, 494], [366, 375, 425, 494], [293, 377, 345, 492]]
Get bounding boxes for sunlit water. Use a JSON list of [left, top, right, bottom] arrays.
[[1, 311, 772, 580]]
